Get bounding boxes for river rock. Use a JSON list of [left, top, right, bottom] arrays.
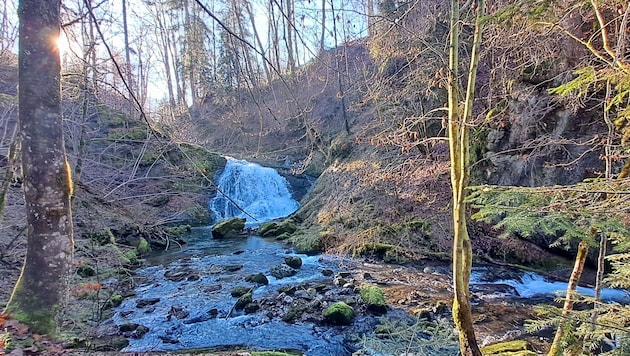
[[211, 217, 246, 238], [167, 305, 189, 320], [136, 297, 160, 308], [231, 286, 251, 297], [258, 219, 297, 237], [323, 302, 355, 325], [360, 286, 388, 315], [235, 292, 253, 310], [270, 264, 298, 279], [284, 256, 303, 269], [245, 272, 269, 285], [244, 302, 260, 314]]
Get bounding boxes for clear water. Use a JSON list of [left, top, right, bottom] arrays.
[[114, 230, 351, 354]]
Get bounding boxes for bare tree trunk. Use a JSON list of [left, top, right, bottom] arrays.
[[548, 240, 588, 356], [122, 0, 133, 94], [319, 0, 326, 52], [5, 0, 74, 336], [283, 0, 295, 72], [155, 10, 176, 108], [448, 0, 483, 354], [366, 0, 375, 37], [245, 1, 272, 84], [330, 0, 349, 134]]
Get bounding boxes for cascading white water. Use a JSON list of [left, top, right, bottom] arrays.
[[209, 158, 300, 224]]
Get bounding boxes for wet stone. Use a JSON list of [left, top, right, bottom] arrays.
[[231, 286, 252, 297], [322, 269, 334, 277], [284, 256, 303, 269], [270, 264, 298, 279], [245, 272, 269, 285], [136, 298, 160, 308]]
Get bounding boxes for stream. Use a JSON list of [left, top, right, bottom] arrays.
[[112, 159, 629, 355]]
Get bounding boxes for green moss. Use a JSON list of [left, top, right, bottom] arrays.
[[481, 340, 534, 355], [137, 237, 150, 255], [291, 233, 323, 254], [5, 300, 58, 336], [122, 250, 138, 265], [360, 286, 386, 305], [323, 302, 355, 325], [110, 294, 124, 307]]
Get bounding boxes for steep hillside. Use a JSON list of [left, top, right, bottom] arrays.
[[192, 0, 613, 268]]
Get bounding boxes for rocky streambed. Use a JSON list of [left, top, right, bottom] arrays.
[[96, 226, 629, 355], [106, 228, 413, 355]]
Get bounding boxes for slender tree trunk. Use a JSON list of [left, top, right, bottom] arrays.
[[319, 0, 326, 53], [245, 1, 272, 84], [548, 240, 588, 356], [330, 0, 350, 134], [366, 0, 374, 37], [448, 0, 484, 354], [122, 0, 133, 94], [155, 11, 176, 108], [5, 0, 74, 336]]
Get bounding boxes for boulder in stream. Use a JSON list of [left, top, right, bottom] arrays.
[[245, 272, 269, 285], [360, 286, 388, 315], [284, 256, 303, 269], [270, 264, 298, 279], [323, 302, 355, 325], [211, 217, 246, 238]]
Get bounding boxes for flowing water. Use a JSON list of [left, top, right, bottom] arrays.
[[113, 231, 354, 354], [112, 159, 629, 354], [209, 158, 300, 224]]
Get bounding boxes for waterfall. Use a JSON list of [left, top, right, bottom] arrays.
[[209, 158, 300, 224]]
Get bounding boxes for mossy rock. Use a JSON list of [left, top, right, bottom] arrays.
[[234, 293, 253, 310], [481, 340, 536, 356], [212, 217, 246, 238], [284, 256, 303, 269], [360, 286, 387, 315], [121, 250, 138, 265], [323, 302, 355, 325], [245, 272, 269, 285], [137, 237, 150, 254], [231, 286, 252, 297], [76, 264, 96, 278], [258, 222, 278, 236], [85, 228, 115, 245], [109, 293, 124, 307], [258, 219, 297, 238]]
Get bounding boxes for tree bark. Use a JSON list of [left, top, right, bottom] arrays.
[[448, 0, 484, 354], [5, 0, 74, 336], [548, 240, 588, 356]]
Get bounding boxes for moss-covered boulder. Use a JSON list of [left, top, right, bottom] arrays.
[[360, 286, 387, 315], [211, 217, 246, 238], [481, 340, 536, 355], [258, 219, 297, 237], [323, 302, 355, 325]]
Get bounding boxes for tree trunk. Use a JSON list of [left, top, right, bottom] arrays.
[[548, 240, 588, 356], [5, 0, 74, 336], [122, 0, 133, 94], [319, 0, 326, 53], [245, 1, 272, 84], [448, 0, 483, 354], [366, 0, 374, 37]]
